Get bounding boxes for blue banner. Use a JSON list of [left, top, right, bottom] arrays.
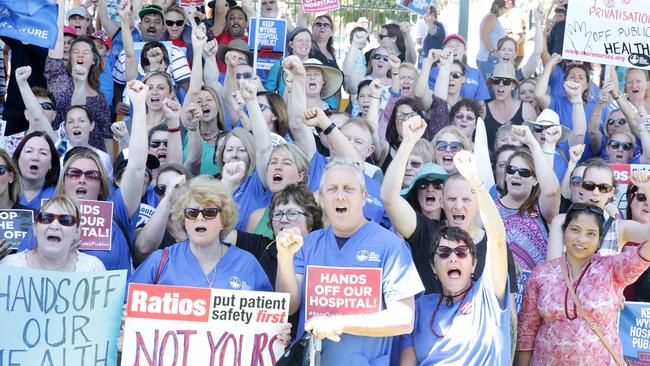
[[249, 18, 287, 71], [0, 0, 58, 49], [0, 266, 127, 365], [619, 301, 650, 365]]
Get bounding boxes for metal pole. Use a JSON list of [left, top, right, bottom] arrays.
[[459, 0, 469, 39]]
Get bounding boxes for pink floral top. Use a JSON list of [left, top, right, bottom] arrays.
[[517, 246, 650, 365]]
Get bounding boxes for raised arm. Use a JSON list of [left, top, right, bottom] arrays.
[[432, 49, 452, 100], [70, 65, 89, 106], [380, 117, 428, 239], [118, 0, 138, 83], [401, 22, 417, 65], [367, 79, 389, 164], [284, 56, 314, 158], [49, 0, 65, 59], [588, 85, 609, 154], [96, 0, 119, 38], [454, 150, 508, 304], [535, 53, 561, 109], [240, 79, 272, 187], [342, 33, 366, 94], [182, 24, 208, 111], [521, 6, 543, 79], [162, 99, 183, 165], [202, 40, 223, 95], [561, 144, 584, 199], [275, 228, 305, 315], [564, 81, 587, 147], [303, 107, 364, 167], [415, 50, 435, 106], [222, 51, 242, 128], [121, 80, 149, 217], [182, 103, 203, 176], [15, 66, 58, 142]]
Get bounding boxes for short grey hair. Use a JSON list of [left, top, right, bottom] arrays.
[[318, 156, 366, 192]]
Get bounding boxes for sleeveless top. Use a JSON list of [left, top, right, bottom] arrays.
[[252, 207, 274, 240], [495, 199, 548, 272], [485, 101, 525, 150], [477, 17, 506, 61]]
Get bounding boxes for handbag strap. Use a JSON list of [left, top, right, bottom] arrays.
[[154, 248, 168, 285], [560, 259, 626, 366]]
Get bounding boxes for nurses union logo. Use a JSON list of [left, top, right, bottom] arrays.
[[229, 276, 242, 289], [356, 250, 370, 262]]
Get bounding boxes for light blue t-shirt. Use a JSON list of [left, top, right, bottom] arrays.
[[20, 186, 56, 211], [232, 171, 272, 231], [427, 65, 491, 101]]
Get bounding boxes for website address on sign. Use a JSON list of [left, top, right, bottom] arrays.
[[564, 49, 625, 62]]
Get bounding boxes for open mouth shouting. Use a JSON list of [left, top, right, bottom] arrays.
[[446, 266, 462, 280]]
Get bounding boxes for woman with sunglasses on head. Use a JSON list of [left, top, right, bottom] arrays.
[[517, 178, 650, 365], [12, 132, 61, 211], [399, 149, 511, 365], [2, 195, 105, 272], [432, 126, 471, 175]]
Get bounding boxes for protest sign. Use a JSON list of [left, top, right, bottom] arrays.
[[77, 200, 114, 251], [302, 0, 339, 13], [0, 1, 58, 49], [179, 0, 204, 6], [249, 18, 287, 71], [514, 270, 531, 314], [619, 301, 650, 365], [0, 210, 33, 248], [305, 266, 382, 321], [562, 0, 650, 69], [397, 0, 436, 16], [610, 163, 650, 219], [0, 266, 127, 365], [121, 284, 290, 365]]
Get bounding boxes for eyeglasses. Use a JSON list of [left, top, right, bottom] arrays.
[[165, 20, 184, 27], [581, 180, 614, 193], [65, 167, 101, 181], [407, 160, 423, 169], [417, 179, 444, 190], [608, 140, 633, 151], [450, 71, 464, 79], [435, 141, 464, 152], [567, 203, 604, 217], [40, 102, 55, 111], [259, 103, 272, 112], [491, 77, 514, 86], [633, 192, 647, 202], [36, 212, 78, 226], [570, 175, 582, 187], [183, 207, 220, 220], [435, 245, 471, 259], [149, 139, 168, 148], [396, 111, 420, 120], [0, 165, 8, 175], [454, 113, 475, 121], [313, 22, 331, 29], [271, 209, 308, 221], [378, 34, 392, 40], [153, 184, 166, 196], [372, 54, 390, 62], [606, 118, 626, 126], [236, 72, 253, 80], [506, 165, 533, 178]]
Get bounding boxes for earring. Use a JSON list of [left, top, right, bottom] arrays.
[[471, 273, 476, 280]]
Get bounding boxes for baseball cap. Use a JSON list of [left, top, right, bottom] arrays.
[[68, 6, 91, 20], [443, 34, 466, 47], [90, 30, 112, 49], [139, 4, 164, 20]]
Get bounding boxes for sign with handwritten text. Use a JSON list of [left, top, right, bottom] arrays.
[[302, 0, 339, 13], [563, 0, 650, 68]]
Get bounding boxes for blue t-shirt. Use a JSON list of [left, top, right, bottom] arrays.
[[427, 64, 491, 101], [307, 152, 392, 228], [20, 186, 56, 211], [99, 53, 115, 107], [549, 93, 598, 161], [233, 171, 272, 231], [294, 221, 424, 365], [18, 188, 137, 275], [400, 274, 511, 365], [130, 240, 272, 291], [553, 150, 568, 182]]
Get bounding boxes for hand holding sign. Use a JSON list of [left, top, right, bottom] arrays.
[[305, 315, 344, 342], [276, 227, 303, 259]]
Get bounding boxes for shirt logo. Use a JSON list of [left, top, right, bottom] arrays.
[[229, 276, 241, 289], [356, 249, 381, 263]]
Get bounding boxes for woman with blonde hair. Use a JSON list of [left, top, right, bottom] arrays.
[[432, 126, 471, 174]]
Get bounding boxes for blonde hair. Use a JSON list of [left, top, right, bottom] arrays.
[[215, 128, 256, 177], [171, 176, 238, 241], [0, 148, 21, 206], [270, 144, 310, 185], [56, 148, 110, 201], [412, 138, 435, 163], [432, 126, 472, 159], [40, 195, 82, 227]]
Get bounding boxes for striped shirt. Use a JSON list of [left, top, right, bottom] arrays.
[[112, 44, 191, 86]]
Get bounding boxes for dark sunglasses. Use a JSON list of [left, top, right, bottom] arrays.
[[36, 212, 78, 226], [271, 210, 307, 221], [417, 179, 444, 190], [259, 103, 272, 112], [153, 184, 166, 196], [435, 141, 464, 152], [633, 192, 647, 202], [607, 118, 626, 126], [378, 34, 392, 40], [435, 245, 471, 259], [235, 72, 253, 80], [570, 175, 582, 186], [533, 125, 552, 133], [65, 167, 101, 181], [408, 160, 422, 169], [568, 203, 604, 217], [40, 102, 55, 111], [165, 20, 184, 27], [454, 113, 475, 121], [183, 207, 220, 220], [581, 180, 614, 193], [450, 71, 463, 79], [313, 22, 331, 29], [372, 54, 389, 62], [491, 77, 514, 86], [608, 140, 633, 151], [0, 165, 9, 175], [149, 139, 168, 148], [506, 165, 533, 178]]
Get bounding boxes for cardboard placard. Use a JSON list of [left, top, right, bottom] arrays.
[[77, 200, 114, 251], [0, 209, 33, 248], [249, 18, 287, 71], [305, 266, 382, 321], [121, 284, 290, 365], [302, 0, 339, 13], [610, 163, 650, 219], [619, 301, 650, 365], [397, 0, 436, 16], [0, 0, 58, 49]]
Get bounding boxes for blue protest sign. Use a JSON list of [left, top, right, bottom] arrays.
[[0, 0, 58, 49], [619, 301, 650, 365], [0, 210, 33, 248], [0, 266, 127, 365], [249, 18, 287, 71], [514, 270, 531, 313], [397, 0, 436, 16]]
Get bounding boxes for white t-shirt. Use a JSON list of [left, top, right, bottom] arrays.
[[1, 250, 106, 272]]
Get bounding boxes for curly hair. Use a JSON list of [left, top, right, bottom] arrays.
[[267, 184, 323, 233]]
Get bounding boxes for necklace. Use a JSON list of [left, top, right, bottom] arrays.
[[202, 242, 225, 288], [429, 284, 473, 338], [200, 129, 219, 143]]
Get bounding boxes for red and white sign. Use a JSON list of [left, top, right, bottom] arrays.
[[179, 0, 203, 6], [305, 266, 382, 321], [122, 284, 290, 366], [78, 200, 113, 250], [610, 163, 650, 218], [302, 0, 339, 13]]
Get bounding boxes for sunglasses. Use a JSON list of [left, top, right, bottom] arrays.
[[633, 192, 647, 202], [450, 71, 464, 79], [533, 125, 552, 133], [454, 113, 475, 121], [65, 167, 101, 181], [408, 160, 422, 169], [183, 207, 220, 220], [506, 165, 533, 178], [396, 111, 420, 120], [608, 140, 633, 151], [40, 102, 55, 111], [313, 22, 331, 29], [435, 245, 471, 259], [153, 184, 166, 196], [491, 77, 514, 86], [581, 180, 614, 193], [36, 212, 78, 226], [417, 179, 444, 190], [607, 118, 626, 126], [372, 54, 389, 62], [271, 209, 307, 221], [568, 203, 604, 217], [165, 20, 184, 27], [570, 175, 582, 187], [149, 139, 168, 148], [378, 34, 392, 40], [0, 165, 9, 176], [259, 103, 272, 112], [435, 141, 464, 152], [236, 72, 253, 80]]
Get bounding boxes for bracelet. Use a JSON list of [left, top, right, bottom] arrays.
[[322, 122, 337, 135], [470, 184, 486, 194], [186, 123, 199, 131], [543, 150, 555, 156], [571, 100, 583, 105], [167, 126, 181, 133]]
